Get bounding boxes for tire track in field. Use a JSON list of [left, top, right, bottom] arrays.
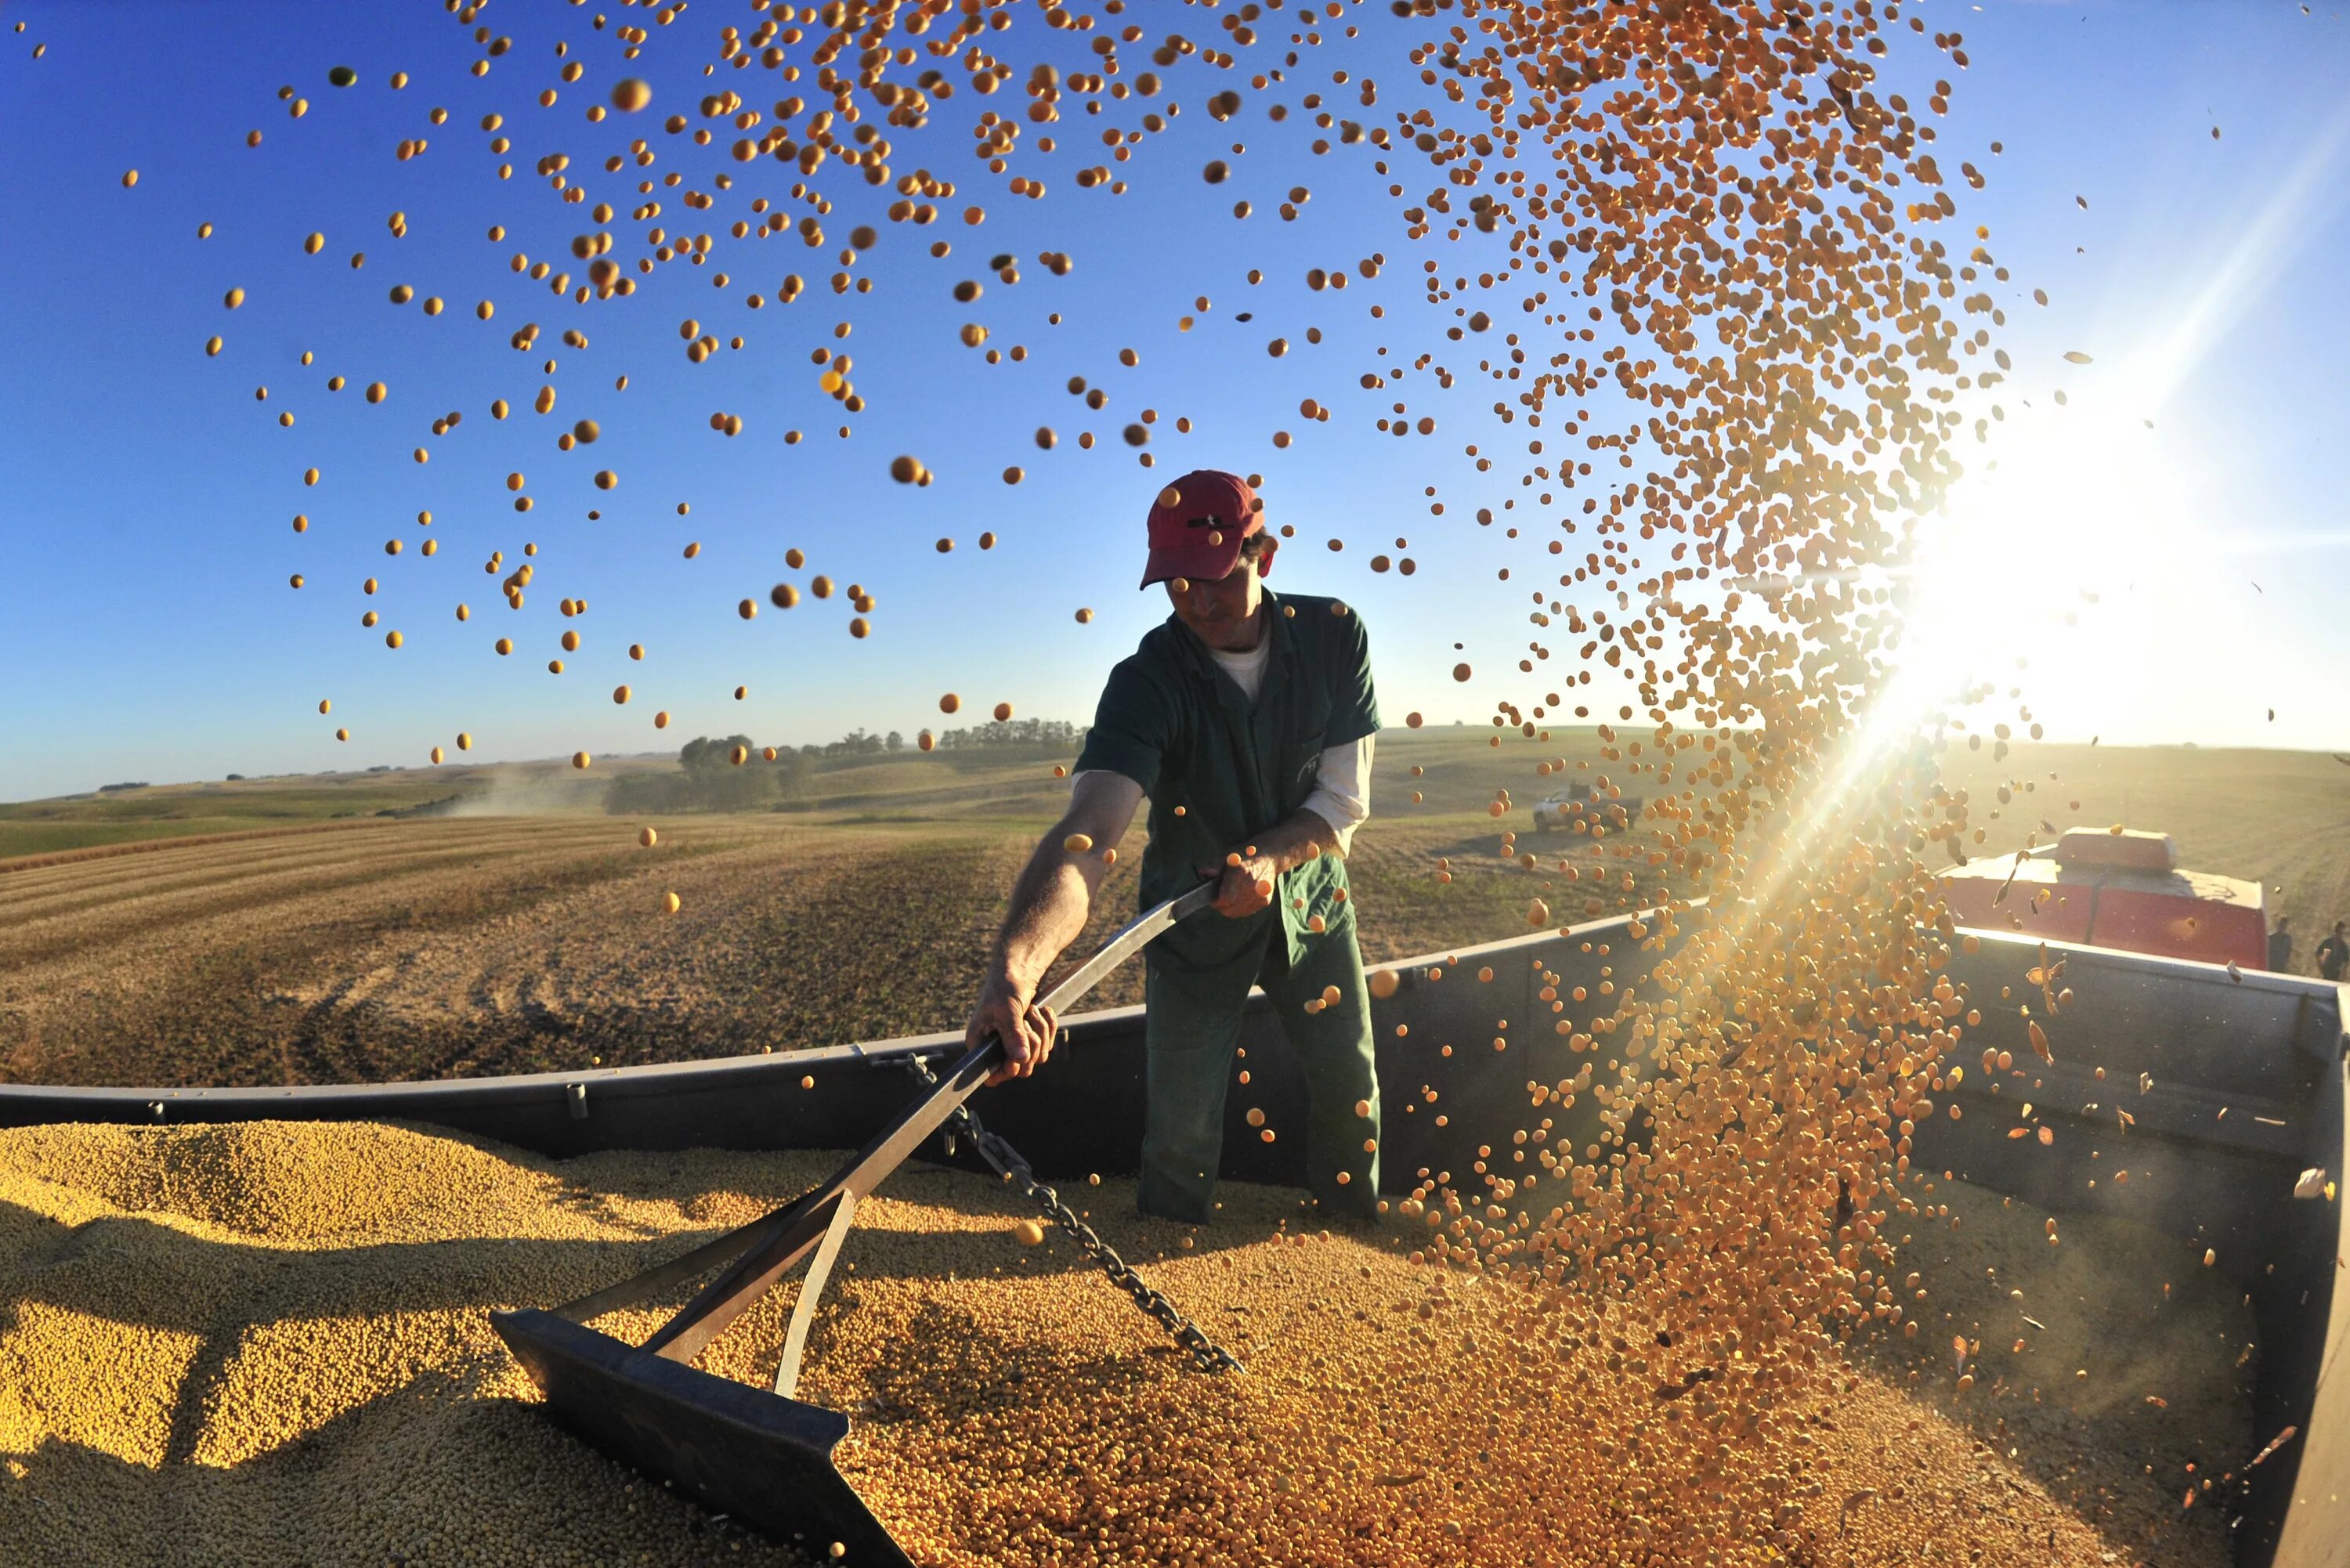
[[2, 826, 1053, 1088], [2, 851, 670, 1088], [236, 830, 1029, 1082], [266, 830, 894, 1083], [0, 820, 789, 1087], [0, 821, 635, 966], [0, 820, 360, 877]]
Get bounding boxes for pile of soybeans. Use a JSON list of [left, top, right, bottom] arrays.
[[0, 1120, 2247, 1566]]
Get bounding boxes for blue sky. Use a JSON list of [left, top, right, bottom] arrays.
[[2, 1, 2346, 803]]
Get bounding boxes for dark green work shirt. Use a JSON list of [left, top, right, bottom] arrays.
[[1074, 589, 1379, 973]]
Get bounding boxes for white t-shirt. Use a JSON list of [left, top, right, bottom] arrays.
[[1206, 638, 1274, 702], [1076, 636, 1374, 854]]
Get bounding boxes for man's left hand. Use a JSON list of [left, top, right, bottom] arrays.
[[1209, 851, 1278, 919]]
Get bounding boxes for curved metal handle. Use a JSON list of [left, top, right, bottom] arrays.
[[566, 883, 1215, 1367]]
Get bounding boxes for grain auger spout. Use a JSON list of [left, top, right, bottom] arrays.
[[490, 882, 1220, 1565]]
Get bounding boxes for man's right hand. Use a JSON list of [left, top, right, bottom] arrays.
[[968, 970, 1058, 1086]]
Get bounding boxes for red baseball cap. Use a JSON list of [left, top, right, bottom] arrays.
[[1139, 469, 1267, 589]]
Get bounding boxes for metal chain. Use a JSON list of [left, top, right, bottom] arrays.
[[906, 1056, 1243, 1375]]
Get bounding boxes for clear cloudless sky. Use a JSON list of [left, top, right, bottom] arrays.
[[2, 0, 2346, 804]]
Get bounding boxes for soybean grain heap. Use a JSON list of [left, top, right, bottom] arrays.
[[0, 1124, 2249, 1566], [13, 0, 2186, 1558]]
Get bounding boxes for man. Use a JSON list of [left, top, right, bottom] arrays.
[[965, 469, 1383, 1223], [2319, 921, 2348, 985], [2268, 916, 2294, 974]]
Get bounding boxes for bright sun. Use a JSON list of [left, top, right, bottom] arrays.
[[1884, 406, 2196, 724]]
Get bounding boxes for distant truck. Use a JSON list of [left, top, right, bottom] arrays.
[[1937, 827, 2271, 970], [1530, 781, 1643, 833]]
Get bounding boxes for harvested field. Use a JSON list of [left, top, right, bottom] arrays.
[[0, 1121, 2247, 1567], [0, 735, 1629, 1089], [0, 817, 1044, 1087], [3, 735, 2341, 1089]]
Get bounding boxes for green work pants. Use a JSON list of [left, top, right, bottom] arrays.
[[1137, 909, 1381, 1223]]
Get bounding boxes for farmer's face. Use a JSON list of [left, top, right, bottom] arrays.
[[1166, 547, 1274, 651]]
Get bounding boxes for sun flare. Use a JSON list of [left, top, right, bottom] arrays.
[[1887, 406, 2196, 717]]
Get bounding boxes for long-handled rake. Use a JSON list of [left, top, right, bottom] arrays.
[[491, 882, 1222, 1565]]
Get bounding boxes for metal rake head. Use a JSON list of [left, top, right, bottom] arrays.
[[491, 1308, 910, 1566]]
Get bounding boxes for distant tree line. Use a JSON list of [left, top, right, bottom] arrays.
[[606, 720, 1086, 816], [930, 718, 1086, 751], [97, 781, 150, 793], [813, 721, 1080, 754], [818, 728, 903, 757]]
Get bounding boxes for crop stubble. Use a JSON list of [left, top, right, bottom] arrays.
[[0, 786, 1622, 1089], [1, 818, 1018, 1086]]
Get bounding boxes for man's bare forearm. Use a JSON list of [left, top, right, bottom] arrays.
[[991, 796, 1340, 989], [986, 772, 1144, 995], [990, 836, 1102, 992]]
